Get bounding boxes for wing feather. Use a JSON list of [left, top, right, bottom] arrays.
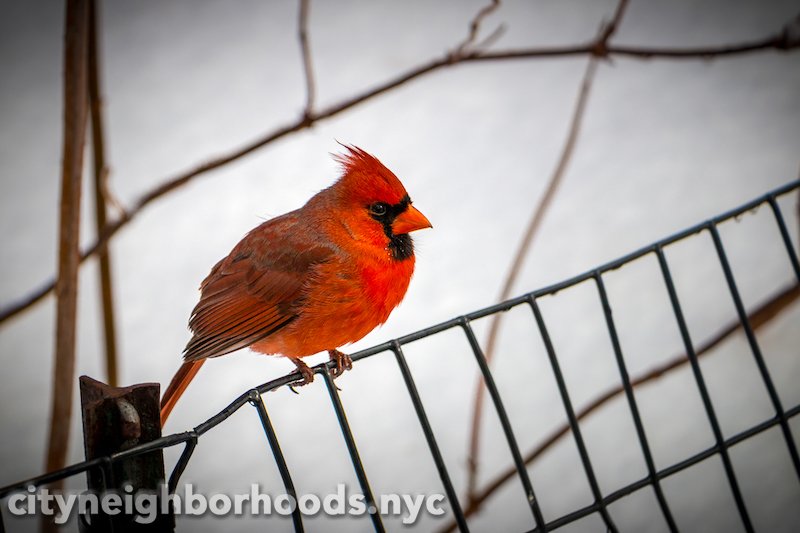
[[182, 214, 333, 361]]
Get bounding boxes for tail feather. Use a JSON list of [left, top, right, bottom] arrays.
[[160, 360, 205, 426]]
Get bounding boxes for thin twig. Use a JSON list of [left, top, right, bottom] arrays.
[[45, 0, 90, 504], [455, 0, 501, 56], [1, 20, 798, 327], [441, 282, 800, 532], [99, 166, 125, 218], [297, 0, 315, 121], [468, 38, 797, 61], [88, 0, 118, 387], [465, 0, 630, 502], [595, 0, 631, 57]]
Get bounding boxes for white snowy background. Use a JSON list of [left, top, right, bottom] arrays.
[[1, 0, 799, 531]]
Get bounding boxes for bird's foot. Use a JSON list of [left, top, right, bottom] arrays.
[[328, 349, 353, 379], [288, 358, 315, 393]]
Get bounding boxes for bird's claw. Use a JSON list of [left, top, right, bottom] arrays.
[[286, 351, 351, 392], [288, 358, 315, 391], [329, 349, 353, 379]]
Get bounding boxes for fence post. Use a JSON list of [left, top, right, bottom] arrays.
[[78, 375, 174, 532]]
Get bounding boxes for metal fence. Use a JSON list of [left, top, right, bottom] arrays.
[[1, 180, 799, 532]]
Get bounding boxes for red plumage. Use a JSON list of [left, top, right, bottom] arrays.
[[160, 146, 431, 424]]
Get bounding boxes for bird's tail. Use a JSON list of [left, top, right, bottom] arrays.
[[160, 360, 205, 426]]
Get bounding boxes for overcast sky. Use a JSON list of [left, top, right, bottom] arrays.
[[1, 1, 799, 531]]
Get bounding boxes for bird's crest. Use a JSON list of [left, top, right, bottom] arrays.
[[331, 144, 408, 204]]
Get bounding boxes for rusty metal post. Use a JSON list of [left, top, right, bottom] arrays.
[[79, 376, 174, 532]]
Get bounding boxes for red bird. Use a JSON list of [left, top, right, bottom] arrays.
[[160, 146, 431, 424]]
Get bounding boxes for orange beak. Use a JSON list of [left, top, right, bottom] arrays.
[[392, 205, 432, 235]]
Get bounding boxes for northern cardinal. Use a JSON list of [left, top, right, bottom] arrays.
[[160, 146, 431, 424]]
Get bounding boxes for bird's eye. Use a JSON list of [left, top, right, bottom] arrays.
[[369, 202, 389, 216]]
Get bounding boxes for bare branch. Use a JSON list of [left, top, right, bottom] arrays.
[[471, 31, 797, 61], [88, 0, 119, 387], [595, 0, 630, 56], [1, 19, 798, 327], [465, 0, 630, 501], [45, 0, 90, 495], [0, 280, 53, 324], [441, 282, 800, 532], [455, 0, 501, 56], [99, 166, 126, 218], [298, 0, 315, 120], [475, 23, 507, 52]]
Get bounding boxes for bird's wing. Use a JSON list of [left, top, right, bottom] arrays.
[[183, 215, 333, 362]]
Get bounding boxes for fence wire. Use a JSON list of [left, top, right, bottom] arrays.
[[1, 180, 798, 532]]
